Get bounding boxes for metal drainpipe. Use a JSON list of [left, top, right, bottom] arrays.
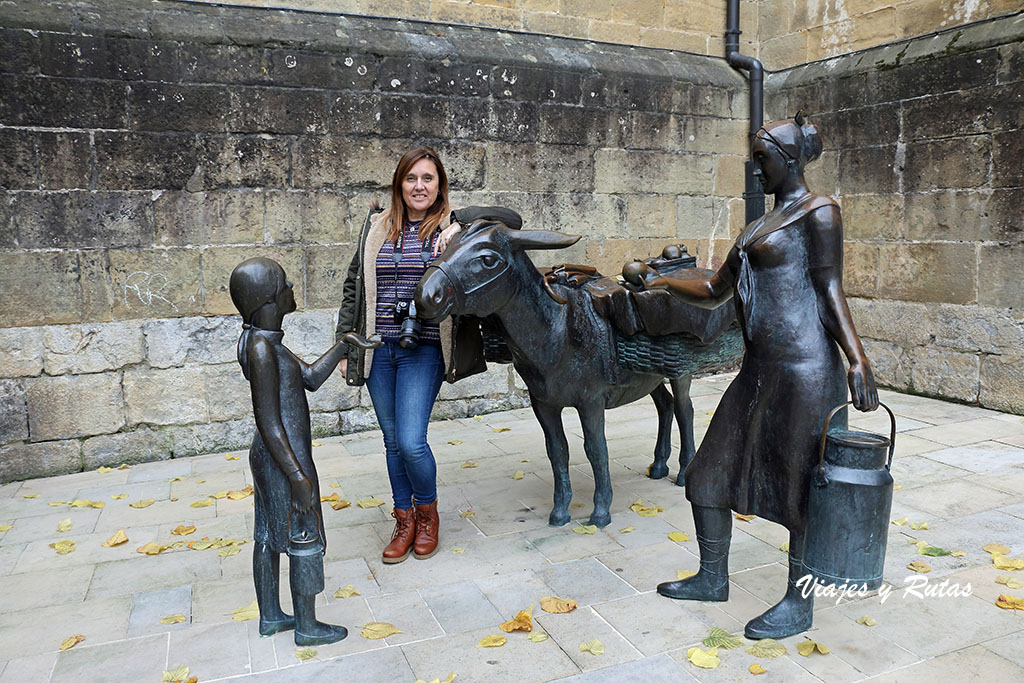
[[725, 0, 765, 223]]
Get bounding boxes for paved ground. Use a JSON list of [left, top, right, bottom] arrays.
[[1, 374, 1023, 682]]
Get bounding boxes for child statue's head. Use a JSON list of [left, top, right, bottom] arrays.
[[229, 258, 295, 378]]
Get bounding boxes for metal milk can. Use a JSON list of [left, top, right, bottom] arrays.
[[803, 401, 896, 591]]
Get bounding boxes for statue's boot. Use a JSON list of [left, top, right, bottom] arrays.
[[293, 595, 348, 646], [656, 505, 730, 601], [745, 538, 813, 639], [253, 543, 295, 636]]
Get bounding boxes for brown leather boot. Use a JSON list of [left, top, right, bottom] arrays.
[[413, 499, 439, 559], [382, 507, 416, 564]]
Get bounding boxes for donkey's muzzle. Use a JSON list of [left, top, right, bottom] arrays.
[[414, 266, 457, 322]]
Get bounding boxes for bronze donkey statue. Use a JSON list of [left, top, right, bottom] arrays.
[[415, 218, 738, 528]]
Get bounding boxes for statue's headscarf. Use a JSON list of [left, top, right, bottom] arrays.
[[229, 258, 286, 379]]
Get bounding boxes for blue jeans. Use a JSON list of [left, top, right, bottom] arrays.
[[366, 341, 444, 509]]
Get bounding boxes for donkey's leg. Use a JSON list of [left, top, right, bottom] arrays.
[[531, 399, 572, 527], [648, 383, 673, 480], [578, 404, 613, 528], [670, 375, 695, 487]]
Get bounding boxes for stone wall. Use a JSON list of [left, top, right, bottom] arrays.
[[0, 0, 748, 481], [768, 13, 1024, 412]]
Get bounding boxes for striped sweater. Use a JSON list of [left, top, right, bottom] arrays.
[[374, 220, 442, 344]]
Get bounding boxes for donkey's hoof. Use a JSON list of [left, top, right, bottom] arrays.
[[549, 509, 571, 527], [648, 462, 669, 480], [588, 511, 612, 529], [674, 472, 686, 487]]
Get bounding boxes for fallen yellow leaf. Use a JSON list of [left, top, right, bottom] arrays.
[[68, 499, 90, 507], [950, 550, 967, 557], [749, 663, 767, 675], [361, 622, 402, 639], [137, 541, 166, 555], [162, 665, 190, 682], [23, 493, 40, 499], [218, 545, 242, 557], [571, 502, 585, 509], [668, 531, 690, 542], [225, 454, 240, 460], [329, 482, 341, 488], [50, 540, 76, 555], [295, 647, 317, 661], [891, 516, 908, 526], [112, 493, 128, 500], [171, 524, 197, 536], [856, 615, 877, 626], [130, 499, 155, 509], [311, 441, 323, 447], [893, 483, 902, 490], [686, 646, 720, 668], [797, 639, 830, 656], [477, 634, 507, 648], [60, 634, 86, 650], [573, 524, 598, 535], [232, 601, 260, 622], [629, 498, 664, 517], [702, 627, 743, 649], [452, 547, 465, 554], [160, 613, 187, 625], [996, 574, 1024, 589], [333, 584, 360, 599], [907, 560, 932, 573], [993, 555, 1024, 570], [211, 491, 229, 499], [499, 605, 533, 633], [984, 542, 1011, 555], [448, 440, 463, 445], [56, 518, 72, 533], [169, 477, 183, 482], [579, 639, 605, 655], [779, 541, 790, 553], [528, 632, 549, 642], [97, 466, 113, 473], [493, 427, 511, 433], [321, 492, 340, 503], [101, 529, 129, 547], [357, 497, 385, 509], [0, 524, 12, 533], [746, 638, 787, 658], [996, 594, 1024, 610], [540, 596, 578, 614], [472, 415, 483, 420], [190, 499, 213, 508], [734, 514, 755, 522], [226, 486, 254, 500], [677, 569, 697, 580], [521, 459, 529, 462], [619, 525, 635, 534], [89, 500, 105, 509], [48, 501, 67, 507], [909, 521, 930, 530], [117, 463, 131, 470], [461, 461, 478, 468], [331, 499, 351, 510], [459, 510, 475, 519], [511, 470, 525, 480]]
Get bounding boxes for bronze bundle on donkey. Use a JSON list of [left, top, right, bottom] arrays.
[[229, 257, 380, 646]]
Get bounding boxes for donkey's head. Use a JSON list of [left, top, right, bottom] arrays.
[[415, 220, 580, 321]]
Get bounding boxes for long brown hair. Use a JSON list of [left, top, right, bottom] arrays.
[[385, 146, 450, 243]]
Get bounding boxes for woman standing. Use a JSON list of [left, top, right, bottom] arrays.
[[645, 116, 878, 639], [335, 147, 461, 563]]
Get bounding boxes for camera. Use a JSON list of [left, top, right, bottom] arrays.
[[393, 300, 422, 349]]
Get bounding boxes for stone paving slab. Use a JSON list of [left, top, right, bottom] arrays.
[[0, 380, 1023, 681]]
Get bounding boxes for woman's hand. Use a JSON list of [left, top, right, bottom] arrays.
[[848, 360, 879, 412], [337, 358, 348, 378], [433, 223, 461, 256], [288, 470, 315, 513]]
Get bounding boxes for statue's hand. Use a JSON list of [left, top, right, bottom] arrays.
[[848, 360, 879, 412], [642, 276, 668, 290], [287, 471, 315, 513], [434, 223, 461, 256]]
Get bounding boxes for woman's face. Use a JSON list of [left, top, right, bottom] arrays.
[[402, 157, 439, 221], [751, 136, 789, 194]]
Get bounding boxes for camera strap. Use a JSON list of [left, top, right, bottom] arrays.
[[392, 222, 435, 310]]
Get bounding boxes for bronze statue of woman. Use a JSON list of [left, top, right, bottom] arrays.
[[230, 257, 377, 646], [644, 116, 879, 639]]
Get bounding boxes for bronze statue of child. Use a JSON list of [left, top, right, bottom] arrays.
[[229, 257, 379, 646]]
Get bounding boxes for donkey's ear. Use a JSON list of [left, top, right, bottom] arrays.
[[503, 228, 581, 251]]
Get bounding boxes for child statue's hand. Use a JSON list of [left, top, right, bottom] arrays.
[[287, 471, 315, 512]]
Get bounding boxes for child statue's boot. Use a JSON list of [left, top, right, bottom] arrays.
[[745, 539, 814, 639], [657, 505, 731, 601], [293, 595, 348, 646], [253, 543, 295, 636]]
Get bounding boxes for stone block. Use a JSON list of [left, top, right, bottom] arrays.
[[168, 419, 253, 458], [340, 406, 379, 433], [266, 49, 374, 91], [0, 251, 91, 327], [484, 99, 539, 143], [584, 238, 665, 277], [196, 134, 291, 190], [909, 346, 980, 402], [979, 243, 1024, 310], [624, 111, 675, 151], [277, 309, 335, 361], [202, 364, 251, 422], [377, 94, 451, 140], [94, 132, 201, 191], [0, 194, 11, 249], [489, 143, 595, 193], [144, 315, 239, 368], [846, 298, 933, 346], [523, 11, 590, 40], [538, 104, 624, 148], [903, 84, 1023, 141], [903, 136, 991, 191], [596, 149, 712, 195], [39, 33, 180, 82], [841, 194, 902, 240], [760, 32, 808, 71], [980, 354, 1024, 415], [438, 365, 510, 400], [535, 193, 626, 239], [81, 429, 173, 469], [805, 149, 838, 197], [153, 191, 264, 246], [816, 104, 900, 152], [678, 116, 747, 156], [842, 241, 879, 298], [0, 74, 128, 129], [227, 87, 329, 135], [712, 155, 746, 197], [625, 195, 674, 239], [878, 242, 976, 305], [123, 366, 208, 427], [41, 322, 145, 375], [0, 327, 44, 377], [872, 48, 999, 104], [293, 136, 396, 190], [0, 439, 82, 483], [200, 245, 303, 316], [903, 190, 1016, 243], [838, 145, 898, 194], [0, 27, 41, 76], [931, 304, 1024, 354], [38, 132, 91, 190], [590, 20, 640, 45], [310, 411, 339, 438], [14, 191, 155, 249], [0, 129, 37, 190], [308, 371, 361, 413], [0, 379, 28, 445], [128, 82, 229, 133], [265, 190, 349, 245], [108, 248, 203, 320], [26, 373, 125, 441], [78, 250, 116, 323], [993, 132, 1024, 188], [306, 244, 359, 310], [179, 43, 271, 86], [491, 64, 584, 105], [430, 141, 487, 191], [378, 57, 490, 98], [862, 339, 911, 391], [329, 91, 384, 136]]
